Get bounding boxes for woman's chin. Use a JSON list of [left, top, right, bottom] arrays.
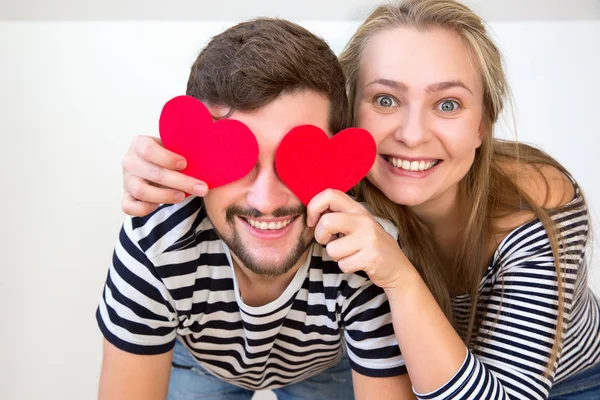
[[380, 188, 428, 207]]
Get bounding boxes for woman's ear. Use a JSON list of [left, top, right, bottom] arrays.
[[476, 118, 485, 148]]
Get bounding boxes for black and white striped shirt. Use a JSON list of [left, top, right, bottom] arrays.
[[96, 196, 405, 390], [416, 186, 600, 399]]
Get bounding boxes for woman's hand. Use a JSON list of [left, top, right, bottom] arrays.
[[307, 189, 409, 290], [121, 135, 209, 216]]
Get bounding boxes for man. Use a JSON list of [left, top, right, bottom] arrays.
[[97, 18, 410, 399]]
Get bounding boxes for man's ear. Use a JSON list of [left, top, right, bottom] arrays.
[[206, 103, 233, 121]]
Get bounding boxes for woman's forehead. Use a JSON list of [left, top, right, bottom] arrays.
[[358, 27, 482, 91]]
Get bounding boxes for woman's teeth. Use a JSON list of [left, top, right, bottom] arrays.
[[247, 218, 293, 230], [386, 157, 439, 171]]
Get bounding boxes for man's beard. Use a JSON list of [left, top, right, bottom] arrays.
[[215, 205, 312, 277]]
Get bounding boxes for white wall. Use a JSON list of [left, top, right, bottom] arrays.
[[3, 0, 600, 21], [0, 19, 598, 400]]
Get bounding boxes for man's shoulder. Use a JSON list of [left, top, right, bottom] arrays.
[[125, 196, 219, 260]]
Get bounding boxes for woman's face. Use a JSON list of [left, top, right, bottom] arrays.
[[355, 27, 485, 215]]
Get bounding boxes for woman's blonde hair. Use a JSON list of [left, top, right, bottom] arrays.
[[340, 0, 582, 376]]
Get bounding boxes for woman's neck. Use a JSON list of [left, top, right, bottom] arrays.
[[410, 186, 462, 233], [409, 186, 465, 266]]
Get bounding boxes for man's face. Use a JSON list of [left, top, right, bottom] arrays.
[[203, 90, 331, 277]]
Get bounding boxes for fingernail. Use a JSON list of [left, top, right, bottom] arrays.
[[176, 160, 186, 170], [194, 184, 208, 196]]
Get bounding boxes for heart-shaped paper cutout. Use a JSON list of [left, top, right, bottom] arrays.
[[159, 96, 259, 188], [276, 125, 376, 205]]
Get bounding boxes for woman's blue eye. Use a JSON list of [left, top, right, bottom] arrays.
[[437, 100, 460, 112], [375, 95, 398, 108]]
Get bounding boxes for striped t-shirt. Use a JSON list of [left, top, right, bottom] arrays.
[[96, 196, 405, 390], [417, 185, 600, 399]]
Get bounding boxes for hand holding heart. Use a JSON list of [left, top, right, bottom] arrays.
[[275, 125, 376, 205], [307, 189, 408, 290], [159, 96, 376, 204], [159, 96, 259, 189]]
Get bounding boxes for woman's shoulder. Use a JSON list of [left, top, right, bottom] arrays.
[[493, 159, 580, 233], [485, 159, 588, 265], [504, 159, 576, 206]]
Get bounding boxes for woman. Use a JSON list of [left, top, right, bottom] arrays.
[[119, 1, 600, 398]]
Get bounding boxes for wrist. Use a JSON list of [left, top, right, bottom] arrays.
[[383, 266, 423, 301]]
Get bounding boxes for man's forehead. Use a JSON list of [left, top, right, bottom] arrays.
[[207, 91, 332, 140]]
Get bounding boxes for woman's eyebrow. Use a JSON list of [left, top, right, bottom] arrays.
[[365, 78, 409, 92], [425, 80, 473, 95]]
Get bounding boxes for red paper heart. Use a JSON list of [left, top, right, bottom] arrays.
[[159, 96, 259, 188], [276, 125, 376, 205]]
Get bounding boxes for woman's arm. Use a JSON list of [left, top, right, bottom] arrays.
[[307, 189, 468, 394], [307, 188, 586, 399]]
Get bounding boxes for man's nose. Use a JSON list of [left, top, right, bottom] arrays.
[[245, 162, 292, 216]]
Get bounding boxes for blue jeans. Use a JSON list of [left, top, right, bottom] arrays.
[[549, 362, 600, 399], [167, 340, 354, 400]]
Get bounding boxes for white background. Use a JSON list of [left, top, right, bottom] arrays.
[[1, 1, 599, 399]]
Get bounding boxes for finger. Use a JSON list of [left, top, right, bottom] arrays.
[[125, 175, 187, 205], [313, 212, 363, 245], [121, 192, 160, 217], [336, 251, 366, 275], [123, 154, 208, 197], [132, 135, 188, 170], [306, 189, 367, 227], [324, 233, 361, 262]]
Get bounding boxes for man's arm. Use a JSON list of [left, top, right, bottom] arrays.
[[99, 339, 173, 400], [352, 372, 415, 400]]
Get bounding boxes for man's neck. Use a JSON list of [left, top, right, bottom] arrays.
[[231, 249, 311, 307]]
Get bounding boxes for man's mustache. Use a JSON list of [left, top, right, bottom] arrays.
[[226, 205, 306, 223]]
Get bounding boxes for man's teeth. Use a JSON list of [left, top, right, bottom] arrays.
[[387, 157, 439, 171], [247, 218, 293, 230]]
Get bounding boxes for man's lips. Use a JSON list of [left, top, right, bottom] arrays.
[[237, 215, 302, 240]]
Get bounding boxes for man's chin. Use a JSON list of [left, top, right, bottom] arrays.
[[229, 237, 312, 278], [212, 214, 313, 277]]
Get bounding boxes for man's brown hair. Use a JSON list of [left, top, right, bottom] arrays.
[[186, 18, 349, 134]]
